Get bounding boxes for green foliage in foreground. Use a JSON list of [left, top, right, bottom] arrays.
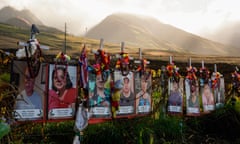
[[3, 105, 239, 144], [1, 73, 240, 143], [1, 115, 186, 144], [0, 73, 10, 83]]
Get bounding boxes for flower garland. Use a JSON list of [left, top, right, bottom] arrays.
[[115, 52, 129, 69], [211, 72, 221, 89], [136, 58, 148, 72], [186, 66, 198, 92], [55, 52, 71, 82], [186, 66, 197, 80], [166, 62, 180, 82], [115, 52, 130, 76], [231, 69, 240, 93], [56, 51, 71, 62], [199, 66, 210, 87], [94, 49, 110, 75]]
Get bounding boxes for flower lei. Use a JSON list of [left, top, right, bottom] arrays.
[[115, 52, 129, 69], [231, 69, 240, 92], [115, 52, 130, 76], [186, 66, 197, 80], [186, 66, 198, 91], [211, 72, 221, 89], [136, 58, 148, 72], [166, 62, 180, 82], [136, 58, 151, 82], [199, 67, 210, 84], [55, 52, 71, 82], [56, 52, 71, 62], [93, 49, 110, 76]]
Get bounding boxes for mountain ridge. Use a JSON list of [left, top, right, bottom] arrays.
[[0, 6, 239, 57], [86, 13, 238, 56], [0, 6, 43, 26]]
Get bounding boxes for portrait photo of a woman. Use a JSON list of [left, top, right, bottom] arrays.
[[48, 64, 77, 118]]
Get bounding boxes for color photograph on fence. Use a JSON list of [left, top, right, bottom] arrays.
[[11, 60, 45, 121], [47, 64, 77, 119]]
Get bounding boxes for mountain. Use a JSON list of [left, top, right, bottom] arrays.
[[0, 6, 43, 27], [0, 6, 63, 34], [205, 22, 240, 49], [85, 13, 238, 56]]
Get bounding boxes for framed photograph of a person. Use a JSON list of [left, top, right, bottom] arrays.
[[167, 78, 184, 114], [115, 71, 135, 116], [201, 83, 215, 113], [88, 71, 111, 118], [185, 79, 200, 116], [11, 60, 45, 121], [47, 64, 78, 119], [135, 72, 152, 114], [214, 77, 225, 109], [217, 77, 225, 108]]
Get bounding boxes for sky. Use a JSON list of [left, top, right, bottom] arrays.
[[1, 0, 240, 38]]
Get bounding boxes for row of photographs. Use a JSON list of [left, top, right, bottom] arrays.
[[11, 61, 152, 121], [11, 60, 225, 121], [168, 76, 225, 116]]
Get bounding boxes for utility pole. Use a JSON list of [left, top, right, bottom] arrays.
[[63, 22, 67, 53]]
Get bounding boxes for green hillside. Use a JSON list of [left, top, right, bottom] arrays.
[[1, 23, 240, 64], [0, 23, 128, 57]]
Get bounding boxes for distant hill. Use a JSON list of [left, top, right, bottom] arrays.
[[0, 6, 43, 26], [5, 17, 31, 28], [0, 6, 63, 34], [86, 13, 238, 56]]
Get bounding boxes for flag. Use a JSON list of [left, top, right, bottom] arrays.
[[79, 44, 88, 89]]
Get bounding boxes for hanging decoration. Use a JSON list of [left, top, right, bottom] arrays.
[[16, 24, 49, 78], [88, 39, 112, 118], [185, 58, 200, 116], [231, 67, 240, 96], [115, 42, 130, 76], [200, 61, 215, 112], [166, 57, 180, 83], [199, 61, 210, 87], [134, 48, 152, 114], [211, 64, 225, 109], [167, 56, 183, 114]]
